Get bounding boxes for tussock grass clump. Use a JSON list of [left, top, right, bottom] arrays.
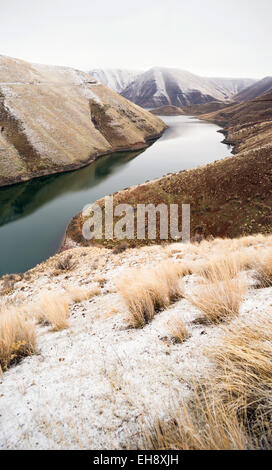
[[117, 261, 184, 328], [0, 309, 36, 372], [141, 394, 248, 450], [206, 313, 272, 445], [252, 249, 272, 288], [138, 312, 272, 450], [55, 254, 76, 272], [66, 285, 100, 303], [194, 254, 242, 282], [166, 314, 189, 343], [189, 278, 246, 324], [34, 292, 70, 330]]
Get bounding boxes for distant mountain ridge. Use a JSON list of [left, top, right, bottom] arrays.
[[90, 66, 256, 107], [233, 76, 272, 102], [89, 69, 142, 93]]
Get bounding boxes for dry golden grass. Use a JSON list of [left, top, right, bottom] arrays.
[[0, 308, 36, 372], [117, 261, 184, 328], [194, 254, 242, 282], [34, 292, 70, 331], [206, 313, 272, 446], [66, 285, 100, 303], [166, 314, 189, 343], [139, 311, 272, 450], [189, 277, 246, 324], [252, 249, 272, 288], [141, 393, 249, 450]]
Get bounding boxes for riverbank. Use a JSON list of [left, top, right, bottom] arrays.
[[62, 91, 272, 251], [0, 55, 166, 187], [0, 115, 229, 276]]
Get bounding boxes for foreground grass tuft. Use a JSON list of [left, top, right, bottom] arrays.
[[253, 249, 272, 288], [166, 314, 190, 343], [34, 292, 70, 330], [0, 309, 36, 372], [117, 261, 185, 328], [66, 285, 100, 303], [138, 312, 272, 450]]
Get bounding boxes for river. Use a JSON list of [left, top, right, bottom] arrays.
[[0, 115, 231, 276]]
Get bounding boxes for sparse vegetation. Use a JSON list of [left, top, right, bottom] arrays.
[[166, 314, 189, 343], [66, 285, 100, 303], [0, 308, 36, 372], [140, 392, 248, 450], [55, 254, 77, 272], [206, 312, 272, 446], [139, 311, 272, 450], [252, 249, 272, 288], [34, 292, 70, 330], [189, 277, 246, 324], [194, 254, 242, 282], [117, 261, 184, 328]]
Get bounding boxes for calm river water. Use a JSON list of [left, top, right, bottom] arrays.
[[0, 115, 231, 275]]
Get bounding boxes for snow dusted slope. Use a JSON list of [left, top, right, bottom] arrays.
[[0, 56, 165, 187], [232, 76, 272, 102], [207, 77, 256, 100], [0, 234, 272, 449], [89, 69, 142, 93], [121, 67, 256, 108]]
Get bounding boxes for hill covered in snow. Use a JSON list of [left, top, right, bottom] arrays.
[[90, 66, 255, 108]]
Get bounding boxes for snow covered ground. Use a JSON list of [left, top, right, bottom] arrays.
[[0, 237, 271, 449]]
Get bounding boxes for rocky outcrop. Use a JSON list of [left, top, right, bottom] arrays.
[[0, 55, 166, 187]]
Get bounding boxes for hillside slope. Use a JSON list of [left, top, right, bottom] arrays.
[[121, 67, 255, 107], [0, 56, 166, 187], [63, 90, 272, 249], [233, 76, 272, 102], [1, 233, 272, 449], [88, 69, 141, 93], [200, 89, 272, 153]]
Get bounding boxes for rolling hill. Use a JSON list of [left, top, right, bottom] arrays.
[[0, 56, 166, 187], [233, 76, 272, 102]]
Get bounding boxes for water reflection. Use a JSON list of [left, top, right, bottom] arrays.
[[0, 115, 231, 275]]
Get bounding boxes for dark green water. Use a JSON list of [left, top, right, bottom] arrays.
[[0, 116, 231, 276]]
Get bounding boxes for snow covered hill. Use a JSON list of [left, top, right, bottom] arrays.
[[233, 76, 272, 102], [90, 66, 255, 108], [89, 69, 142, 93], [121, 67, 255, 107]]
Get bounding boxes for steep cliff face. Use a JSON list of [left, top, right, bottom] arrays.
[[0, 55, 166, 187]]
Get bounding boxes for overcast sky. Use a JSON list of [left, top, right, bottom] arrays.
[[0, 0, 271, 78]]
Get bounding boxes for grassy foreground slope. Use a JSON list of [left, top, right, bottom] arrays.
[[1, 233, 272, 448], [0, 55, 166, 187]]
